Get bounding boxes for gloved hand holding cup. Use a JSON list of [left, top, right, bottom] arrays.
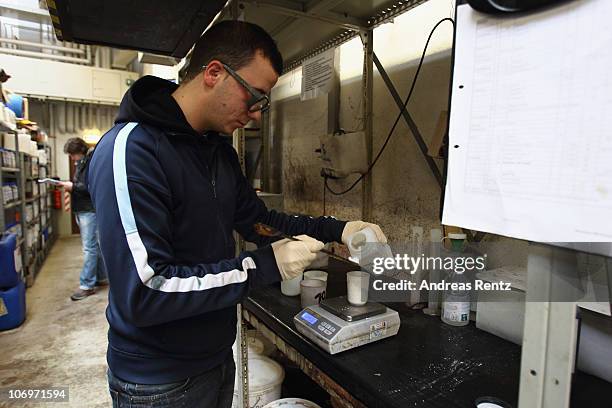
[[272, 235, 324, 296]]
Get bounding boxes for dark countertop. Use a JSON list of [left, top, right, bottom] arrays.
[[244, 263, 612, 408]]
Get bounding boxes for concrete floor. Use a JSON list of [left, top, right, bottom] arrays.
[[0, 236, 111, 407]]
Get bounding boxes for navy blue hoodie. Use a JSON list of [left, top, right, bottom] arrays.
[[88, 76, 346, 384]]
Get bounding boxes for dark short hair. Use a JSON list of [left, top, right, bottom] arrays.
[[63, 137, 89, 155], [183, 21, 283, 83]]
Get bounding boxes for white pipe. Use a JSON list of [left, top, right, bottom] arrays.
[[57, 103, 66, 134], [75, 105, 80, 132], [94, 47, 100, 67], [80, 105, 85, 132], [0, 37, 86, 54], [78, 105, 85, 133], [85, 105, 90, 129], [71, 105, 77, 133], [106, 107, 112, 130], [49, 103, 55, 136], [104, 48, 111, 69], [83, 105, 89, 130], [0, 47, 90, 64], [100, 107, 107, 130], [75, 105, 79, 133], [66, 103, 74, 134], [95, 106, 101, 129], [52, 103, 57, 136], [87, 105, 92, 129]]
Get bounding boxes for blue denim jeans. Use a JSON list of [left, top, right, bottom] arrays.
[[75, 211, 106, 290], [107, 355, 236, 408]]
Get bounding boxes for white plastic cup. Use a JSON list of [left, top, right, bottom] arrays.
[[303, 270, 328, 282], [347, 271, 370, 306], [347, 227, 393, 268], [300, 279, 327, 308], [280, 272, 303, 296], [347, 227, 378, 256]]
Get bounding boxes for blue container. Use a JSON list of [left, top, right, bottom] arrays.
[[7, 94, 24, 118], [0, 233, 18, 289], [0, 280, 26, 331]]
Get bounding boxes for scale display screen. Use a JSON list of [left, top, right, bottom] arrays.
[[301, 312, 318, 325]]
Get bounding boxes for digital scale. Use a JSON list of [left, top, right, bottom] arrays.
[[294, 296, 400, 354]]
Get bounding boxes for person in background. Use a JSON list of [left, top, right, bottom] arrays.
[[59, 137, 107, 301]]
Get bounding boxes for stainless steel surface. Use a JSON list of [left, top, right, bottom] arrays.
[[320, 296, 386, 322]]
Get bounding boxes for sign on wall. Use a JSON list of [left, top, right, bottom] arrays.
[[301, 49, 335, 101]]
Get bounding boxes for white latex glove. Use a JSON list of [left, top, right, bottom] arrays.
[[307, 248, 329, 269], [271, 235, 324, 281], [341, 221, 387, 245]]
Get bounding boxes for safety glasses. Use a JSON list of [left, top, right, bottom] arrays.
[[202, 62, 270, 113]]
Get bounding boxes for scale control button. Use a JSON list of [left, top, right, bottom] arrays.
[[324, 329, 332, 335], [318, 325, 325, 331], [329, 327, 336, 332]]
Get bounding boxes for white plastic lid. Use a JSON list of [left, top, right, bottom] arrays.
[[448, 233, 467, 240], [475, 397, 512, 408], [247, 336, 265, 355], [247, 330, 275, 356], [247, 356, 285, 391], [477, 403, 506, 408]]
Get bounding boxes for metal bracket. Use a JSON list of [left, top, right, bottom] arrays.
[[519, 244, 580, 408], [232, 128, 249, 408], [241, 0, 367, 31], [372, 52, 444, 187], [360, 30, 374, 221]]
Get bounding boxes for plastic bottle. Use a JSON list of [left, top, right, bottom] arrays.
[[441, 233, 470, 327]]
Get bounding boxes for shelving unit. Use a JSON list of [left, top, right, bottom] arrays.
[[22, 146, 57, 285], [0, 121, 57, 286]]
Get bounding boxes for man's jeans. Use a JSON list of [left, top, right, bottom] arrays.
[[75, 212, 106, 290], [107, 354, 236, 408]]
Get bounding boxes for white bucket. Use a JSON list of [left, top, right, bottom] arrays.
[[262, 398, 322, 408], [245, 335, 265, 355], [233, 335, 265, 358], [232, 356, 285, 408], [233, 330, 276, 358]]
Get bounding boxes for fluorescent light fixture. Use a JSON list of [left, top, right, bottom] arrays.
[[82, 127, 102, 144]]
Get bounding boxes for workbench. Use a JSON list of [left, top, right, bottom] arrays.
[[241, 263, 612, 408]]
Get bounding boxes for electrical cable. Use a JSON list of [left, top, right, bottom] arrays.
[[324, 17, 455, 196]]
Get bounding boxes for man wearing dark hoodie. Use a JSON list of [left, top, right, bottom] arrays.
[[89, 21, 387, 407]]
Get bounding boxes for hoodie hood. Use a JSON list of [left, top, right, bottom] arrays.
[[115, 75, 198, 136]]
